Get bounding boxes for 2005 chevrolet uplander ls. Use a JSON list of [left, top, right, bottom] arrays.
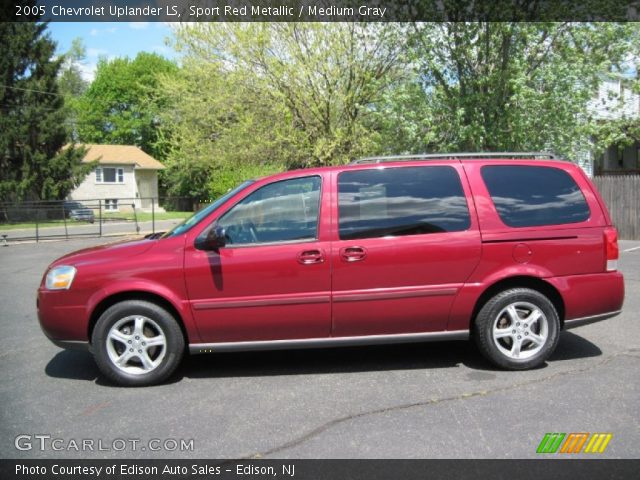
[[38, 153, 625, 386]]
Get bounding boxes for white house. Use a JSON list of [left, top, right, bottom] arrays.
[[586, 75, 640, 175], [68, 144, 165, 212]]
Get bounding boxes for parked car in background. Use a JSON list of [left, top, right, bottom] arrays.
[[69, 208, 95, 223], [38, 152, 624, 386], [63, 201, 95, 223]]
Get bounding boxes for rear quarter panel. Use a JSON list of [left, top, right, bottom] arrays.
[[448, 160, 616, 330]]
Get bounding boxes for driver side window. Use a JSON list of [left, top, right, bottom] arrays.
[[217, 176, 322, 246]]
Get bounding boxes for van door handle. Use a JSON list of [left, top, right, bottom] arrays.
[[297, 250, 324, 265], [341, 246, 367, 262]]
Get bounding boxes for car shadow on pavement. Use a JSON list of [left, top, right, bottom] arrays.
[[182, 341, 477, 379], [549, 331, 603, 361], [181, 330, 602, 379], [43, 331, 602, 385], [45, 350, 99, 382]]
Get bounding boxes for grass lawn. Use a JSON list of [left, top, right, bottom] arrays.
[[0, 211, 192, 231], [101, 211, 192, 222], [0, 220, 69, 231]]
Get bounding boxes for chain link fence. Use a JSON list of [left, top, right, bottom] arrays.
[[0, 197, 196, 243]]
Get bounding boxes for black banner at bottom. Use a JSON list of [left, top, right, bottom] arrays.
[[2, 459, 639, 480]]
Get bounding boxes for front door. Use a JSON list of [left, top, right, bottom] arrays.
[[330, 164, 481, 337], [184, 175, 331, 343]]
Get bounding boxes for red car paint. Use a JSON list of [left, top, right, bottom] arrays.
[[38, 158, 624, 351]]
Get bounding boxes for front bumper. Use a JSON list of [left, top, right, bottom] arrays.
[[37, 289, 89, 344], [49, 339, 90, 351]]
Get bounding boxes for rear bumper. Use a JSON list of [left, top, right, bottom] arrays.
[[547, 271, 624, 324]]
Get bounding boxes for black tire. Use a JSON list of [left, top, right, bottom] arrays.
[[91, 300, 184, 386], [473, 288, 560, 370]]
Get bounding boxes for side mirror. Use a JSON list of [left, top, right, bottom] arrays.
[[195, 224, 227, 251]]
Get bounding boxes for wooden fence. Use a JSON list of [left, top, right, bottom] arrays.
[[593, 175, 640, 240]]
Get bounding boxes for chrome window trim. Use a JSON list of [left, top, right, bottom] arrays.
[[222, 237, 319, 249]]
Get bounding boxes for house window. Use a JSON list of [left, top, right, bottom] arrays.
[[96, 167, 124, 183], [104, 199, 119, 211]]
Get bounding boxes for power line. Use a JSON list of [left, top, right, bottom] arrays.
[[0, 84, 62, 97], [0, 103, 69, 112]]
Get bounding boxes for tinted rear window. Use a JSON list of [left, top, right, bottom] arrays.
[[481, 165, 590, 227], [338, 166, 470, 240]]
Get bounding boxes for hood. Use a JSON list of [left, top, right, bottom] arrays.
[[50, 238, 156, 268]]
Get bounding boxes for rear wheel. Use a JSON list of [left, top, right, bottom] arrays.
[[91, 300, 184, 386], [474, 288, 560, 370]]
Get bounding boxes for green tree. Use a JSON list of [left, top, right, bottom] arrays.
[[0, 20, 88, 201], [403, 22, 634, 158], [58, 37, 88, 98], [160, 23, 406, 198], [161, 22, 637, 199], [158, 59, 289, 199], [58, 37, 88, 139], [587, 27, 640, 158], [75, 52, 178, 159]]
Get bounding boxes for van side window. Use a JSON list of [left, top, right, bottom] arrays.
[[218, 176, 321, 245], [481, 165, 590, 227], [337, 166, 471, 240]]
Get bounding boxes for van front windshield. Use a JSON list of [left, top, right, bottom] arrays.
[[161, 181, 255, 238]]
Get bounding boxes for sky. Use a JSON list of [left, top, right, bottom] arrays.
[[47, 22, 177, 81]]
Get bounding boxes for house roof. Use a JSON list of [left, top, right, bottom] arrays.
[[78, 144, 165, 170]]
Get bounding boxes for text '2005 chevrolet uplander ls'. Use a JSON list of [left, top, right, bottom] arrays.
[[38, 153, 624, 386]]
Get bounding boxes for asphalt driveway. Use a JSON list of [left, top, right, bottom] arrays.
[[0, 237, 638, 459]]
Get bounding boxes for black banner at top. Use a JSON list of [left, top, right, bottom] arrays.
[[4, 0, 640, 22]]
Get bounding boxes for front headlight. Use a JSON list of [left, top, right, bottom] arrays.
[[45, 265, 77, 290]]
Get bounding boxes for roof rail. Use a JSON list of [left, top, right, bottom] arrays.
[[350, 152, 558, 164]]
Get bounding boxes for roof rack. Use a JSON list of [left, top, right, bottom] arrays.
[[350, 152, 558, 165]]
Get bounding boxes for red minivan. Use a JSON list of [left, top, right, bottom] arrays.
[[38, 153, 624, 386]]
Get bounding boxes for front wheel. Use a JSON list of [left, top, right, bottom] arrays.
[[474, 288, 560, 370], [91, 300, 185, 386]]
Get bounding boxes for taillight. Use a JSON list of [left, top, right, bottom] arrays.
[[604, 227, 619, 272]]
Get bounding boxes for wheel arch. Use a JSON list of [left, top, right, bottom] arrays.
[[88, 291, 189, 346], [470, 276, 565, 331]]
